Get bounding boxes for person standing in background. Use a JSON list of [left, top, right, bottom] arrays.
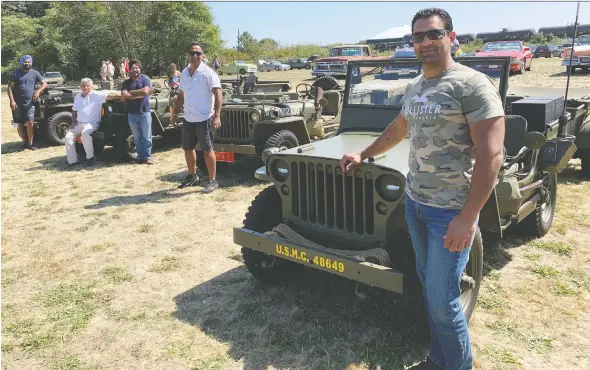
[[7, 55, 47, 150], [121, 59, 154, 165]]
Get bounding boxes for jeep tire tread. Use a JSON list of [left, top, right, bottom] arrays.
[[520, 173, 557, 237], [264, 130, 299, 151], [241, 186, 303, 283], [462, 227, 483, 323], [312, 75, 341, 91], [46, 111, 72, 145]]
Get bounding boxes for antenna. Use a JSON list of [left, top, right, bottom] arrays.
[[237, 28, 240, 82], [559, 1, 580, 136]]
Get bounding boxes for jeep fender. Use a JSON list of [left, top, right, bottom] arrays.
[[255, 117, 311, 147], [574, 115, 590, 152], [150, 109, 166, 136]]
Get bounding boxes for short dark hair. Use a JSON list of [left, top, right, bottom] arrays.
[[188, 42, 203, 52], [129, 59, 143, 70], [411, 8, 453, 32]]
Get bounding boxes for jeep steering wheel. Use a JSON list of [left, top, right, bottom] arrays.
[[296, 83, 315, 99]]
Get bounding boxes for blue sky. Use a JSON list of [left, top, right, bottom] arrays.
[[206, 1, 589, 47]]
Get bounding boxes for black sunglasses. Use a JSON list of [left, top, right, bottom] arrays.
[[412, 28, 448, 43], [189, 50, 203, 56]]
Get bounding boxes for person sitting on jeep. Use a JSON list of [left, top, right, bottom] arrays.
[[64, 78, 120, 167], [167, 63, 182, 126]]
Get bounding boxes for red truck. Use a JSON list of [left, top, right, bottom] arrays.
[[311, 44, 387, 77]]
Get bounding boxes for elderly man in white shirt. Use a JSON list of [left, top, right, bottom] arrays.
[[65, 78, 119, 167]]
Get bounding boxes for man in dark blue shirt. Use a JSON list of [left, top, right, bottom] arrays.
[[7, 55, 48, 150], [121, 59, 153, 164]]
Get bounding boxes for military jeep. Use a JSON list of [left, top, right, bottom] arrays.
[[233, 57, 579, 321], [195, 76, 345, 173], [71, 83, 182, 160]]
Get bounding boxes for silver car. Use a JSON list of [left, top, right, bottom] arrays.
[[259, 60, 290, 71]]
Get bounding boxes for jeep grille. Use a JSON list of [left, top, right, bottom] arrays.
[[217, 110, 250, 141], [289, 161, 375, 236]]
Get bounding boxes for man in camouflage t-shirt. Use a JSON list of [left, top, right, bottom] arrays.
[[341, 8, 505, 370]]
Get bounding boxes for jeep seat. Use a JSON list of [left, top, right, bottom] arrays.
[[323, 90, 341, 116], [503, 115, 528, 158]]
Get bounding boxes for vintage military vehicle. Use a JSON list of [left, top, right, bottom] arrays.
[[195, 76, 345, 173], [232, 56, 580, 321]]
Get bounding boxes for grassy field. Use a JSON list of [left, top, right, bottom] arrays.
[[1, 57, 590, 370]]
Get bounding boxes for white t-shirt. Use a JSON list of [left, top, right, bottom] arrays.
[[179, 63, 221, 122], [72, 91, 109, 124]]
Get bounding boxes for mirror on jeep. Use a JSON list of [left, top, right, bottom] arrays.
[[523, 131, 546, 150]]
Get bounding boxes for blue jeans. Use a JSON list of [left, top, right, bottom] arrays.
[[404, 194, 476, 370], [128, 112, 152, 160]]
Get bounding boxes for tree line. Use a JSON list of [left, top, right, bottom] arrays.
[[1, 1, 336, 83]]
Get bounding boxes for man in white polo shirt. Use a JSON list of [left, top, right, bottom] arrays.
[[65, 78, 119, 167], [173, 42, 222, 193]]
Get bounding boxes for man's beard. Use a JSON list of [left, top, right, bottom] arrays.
[[22, 65, 31, 70]]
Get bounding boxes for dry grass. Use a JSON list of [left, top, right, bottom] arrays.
[[2, 58, 590, 369]]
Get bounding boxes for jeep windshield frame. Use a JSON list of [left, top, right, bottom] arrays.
[[338, 56, 511, 134]]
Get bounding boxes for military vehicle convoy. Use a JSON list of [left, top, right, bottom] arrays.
[[232, 56, 586, 321], [195, 75, 346, 173]]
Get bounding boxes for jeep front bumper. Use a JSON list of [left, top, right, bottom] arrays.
[[562, 57, 590, 67], [195, 143, 257, 154], [233, 227, 407, 294]]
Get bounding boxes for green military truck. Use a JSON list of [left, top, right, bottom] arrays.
[[196, 76, 346, 173]]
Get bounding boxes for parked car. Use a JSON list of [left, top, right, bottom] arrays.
[[42, 71, 65, 86], [287, 58, 311, 70], [549, 45, 562, 57], [259, 60, 290, 72], [218, 60, 258, 75], [533, 45, 552, 58], [475, 40, 532, 74], [383, 48, 422, 75]]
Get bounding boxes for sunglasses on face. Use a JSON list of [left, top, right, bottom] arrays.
[[189, 50, 203, 56], [412, 28, 448, 43]]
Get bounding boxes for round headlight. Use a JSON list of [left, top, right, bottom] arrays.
[[375, 174, 403, 202], [261, 147, 280, 164], [250, 110, 260, 123], [270, 158, 289, 182], [107, 106, 113, 113]]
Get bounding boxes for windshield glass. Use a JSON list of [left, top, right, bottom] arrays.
[[43, 72, 62, 78], [330, 47, 362, 57], [578, 36, 590, 45], [481, 42, 521, 51], [346, 60, 505, 108]]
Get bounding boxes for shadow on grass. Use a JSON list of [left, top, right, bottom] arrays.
[[23, 133, 182, 172], [174, 266, 429, 370], [157, 156, 266, 189], [84, 189, 192, 209]]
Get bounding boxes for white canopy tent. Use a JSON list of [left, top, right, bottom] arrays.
[[366, 25, 412, 44]]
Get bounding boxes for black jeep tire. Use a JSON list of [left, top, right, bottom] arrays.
[[312, 75, 341, 91], [114, 126, 138, 161], [46, 111, 72, 145], [461, 228, 484, 323], [581, 155, 590, 178], [241, 186, 303, 283], [520, 172, 557, 237], [195, 150, 229, 174], [265, 130, 299, 151], [75, 137, 105, 158]]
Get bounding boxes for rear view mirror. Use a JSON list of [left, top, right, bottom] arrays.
[[319, 98, 328, 107], [524, 131, 546, 150]]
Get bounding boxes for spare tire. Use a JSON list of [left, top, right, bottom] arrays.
[[312, 75, 341, 91], [46, 111, 72, 145]]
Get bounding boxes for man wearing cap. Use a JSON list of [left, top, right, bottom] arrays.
[[7, 55, 47, 150]]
